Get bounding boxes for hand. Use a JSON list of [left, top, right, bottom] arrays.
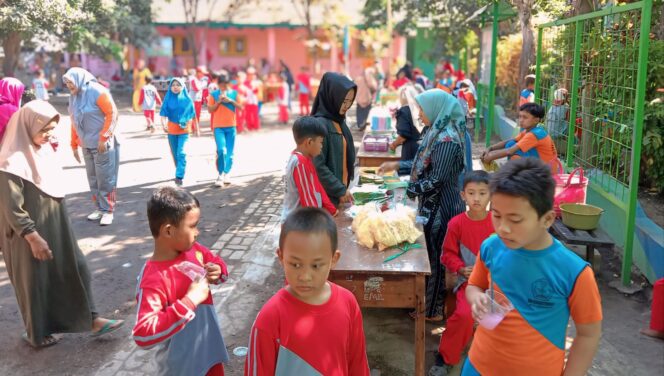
[[480, 151, 491, 164], [205, 262, 222, 284], [185, 277, 210, 306], [470, 291, 491, 322], [339, 190, 354, 205], [389, 141, 398, 151], [459, 266, 473, 279], [72, 147, 81, 164], [97, 140, 108, 153], [220, 96, 230, 103], [24, 232, 53, 261], [332, 209, 339, 217], [377, 161, 400, 175]]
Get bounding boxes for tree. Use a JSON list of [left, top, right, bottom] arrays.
[[512, 0, 535, 94]]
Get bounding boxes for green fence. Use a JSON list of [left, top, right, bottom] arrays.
[[535, 0, 653, 286]]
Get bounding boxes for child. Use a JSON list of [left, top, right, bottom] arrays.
[[436, 70, 454, 94], [189, 66, 208, 136], [133, 187, 230, 375], [296, 66, 312, 116], [233, 71, 247, 133], [160, 78, 195, 186], [245, 207, 370, 375], [32, 69, 49, 101], [519, 74, 536, 106], [480, 103, 558, 171], [139, 76, 162, 133], [243, 67, 261, 131], [277, 73, 290, 124], [546, 88, 570, 155], [281, 116, 337, 220], [463, 158, 602, 375], [429, 171, 494, 376], [208, 74, 241, 187]]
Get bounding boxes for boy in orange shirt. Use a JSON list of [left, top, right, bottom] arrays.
[[208, 74, 241, 187], [463, 158, 602, 376]]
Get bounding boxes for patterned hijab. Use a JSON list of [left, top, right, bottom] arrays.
[[160, 77, 195, 128], [0, 100, 65, 198], [0, 77, 26, 133], [411, 89, 466, 181]]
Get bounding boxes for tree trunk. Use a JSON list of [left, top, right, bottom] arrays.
[[516, 0, 535, 107], [2, 32, 22, 77]]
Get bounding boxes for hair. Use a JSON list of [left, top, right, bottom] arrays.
[[21, 89, 36, 105], [292, 116, 328, 144], [525, 75, 536, 87], [489, 158, 555, 218], [145, 76, 152, 84], [463, 170, 491, 189], [519, 102, 545, 119], [279, 207, 338, 252], [459, 82, 469, 89], [217, 73, 229, 84], [35, 69, 44, 76], [147, 186, 200, 237]]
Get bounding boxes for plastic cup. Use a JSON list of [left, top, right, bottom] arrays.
[[478, 290, 513, 330]]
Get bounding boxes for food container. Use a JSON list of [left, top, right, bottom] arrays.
[[560, 203, 604, 230], [363, 134, 390, 152]]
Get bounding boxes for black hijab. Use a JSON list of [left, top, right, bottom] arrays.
[[311, 72, 357, 124]]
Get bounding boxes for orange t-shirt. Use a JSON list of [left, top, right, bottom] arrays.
[[513, 127, 558, 164], [207, 92, 236, 128], [167, 121, 191, 135]]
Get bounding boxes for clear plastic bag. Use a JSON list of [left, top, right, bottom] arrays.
[[174, 261, 206, 282]]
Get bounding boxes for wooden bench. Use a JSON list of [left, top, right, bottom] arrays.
[[550, 219, 615, 271]]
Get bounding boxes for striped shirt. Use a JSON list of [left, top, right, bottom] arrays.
[[282, 151, 337, 221]]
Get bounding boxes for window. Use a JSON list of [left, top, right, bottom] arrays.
[[173, 36, 191, 56], [219, 36, 247, 56]]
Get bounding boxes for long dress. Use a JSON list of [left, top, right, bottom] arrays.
[[0, 172, 95, 344]]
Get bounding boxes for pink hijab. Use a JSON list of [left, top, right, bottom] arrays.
[[0, 77, 25, 139]]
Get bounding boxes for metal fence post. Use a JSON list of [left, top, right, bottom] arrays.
[[485, 1, 499, 147], [566, 21, 583, 169], [534, 27, 543, 103]]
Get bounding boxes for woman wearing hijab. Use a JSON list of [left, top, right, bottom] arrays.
[[408, 89, 466, 321], [0, 100, 123, 348], [0, 77, 26, 140], [311, 72, 357, 206], [63, 68, 120, 226], [159, 77, 195, 186]]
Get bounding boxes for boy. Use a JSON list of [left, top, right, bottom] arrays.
[[208, 74, 241, 187], [519, 74, 536, 106], [133, 187, 230, 375], [245, 207, 370, 375], [32, 69, 49, 101], [139, 76, 162, 132], [282, 116, 338, 221], [430, 171, 495, 376], [463, 158, 602, 376], [277, 73, 290, 124], [296, 66, 311, 116], [480, 103, 558, 170], [189, 66, 208, 136]]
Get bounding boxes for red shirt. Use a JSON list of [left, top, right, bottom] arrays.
[[441, 212, 494, 273], [245, 283, 370, 376]]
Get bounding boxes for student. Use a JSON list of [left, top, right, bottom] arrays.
[[0, 77, 25, 140], [463, 158, 602, 375], [430, 171, 494, 376], [519, 74, 536, 106], [139, 76, 162, 133], [546, 88, 570, 155], [160, 78, 195, 186], [133, 187, 230, 375], [245, 207, 370, 375], [480, 103, 558, 171], [282, 116, 337, 221], [208, 74, 241, 187], [243, 67, 261, 131], [277, 73, 290, 124], [436, 70, 454, 94], [32, 69, 50, 101], [296, 66, 312, 116], [189, 66, 208, 136]]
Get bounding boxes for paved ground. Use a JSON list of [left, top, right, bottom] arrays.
[[0, 94, 662, 375]]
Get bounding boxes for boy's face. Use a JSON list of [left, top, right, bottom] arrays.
[[302, 136, 324, 157], [461, 182, 490, 212], [278, 231, 340, 305], [165, 207, 200, 252], [519, 111, 540, 130], [490, 193, 555, 250]]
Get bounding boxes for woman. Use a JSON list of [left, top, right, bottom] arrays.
[[160, 77, 195, 186], [63, 68, 120, 226], [0, 77, 26, 140], [0, 101, 123, 348], [408, 89, 466, 321], [391, 85, 422, 161], [312, 72, 357, 206], [354, 66, 377, 130]]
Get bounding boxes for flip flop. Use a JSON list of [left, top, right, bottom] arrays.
[[91, 319, 125, 337], [22, 333, 59, 348]]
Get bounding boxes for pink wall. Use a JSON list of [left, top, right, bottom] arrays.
[[150, 26, 405, 79]]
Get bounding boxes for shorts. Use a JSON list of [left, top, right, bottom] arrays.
[[194, 101, 202, 121], [143, 110, 155, 121]]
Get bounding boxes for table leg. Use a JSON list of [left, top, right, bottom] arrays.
[[415, 275, 426, 376], [586, 246, 594, 268]]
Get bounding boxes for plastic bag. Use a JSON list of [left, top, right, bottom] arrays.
[[174, 261, 206, 282]]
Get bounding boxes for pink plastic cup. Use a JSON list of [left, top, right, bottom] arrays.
[[478, 290, 513, 330]]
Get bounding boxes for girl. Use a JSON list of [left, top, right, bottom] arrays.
[[277, 73, 290, 124], [160, 78, 195, 186]]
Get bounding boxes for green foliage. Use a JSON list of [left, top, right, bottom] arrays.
[[0, 0, 85, 39], [642, 38, 664, 192]]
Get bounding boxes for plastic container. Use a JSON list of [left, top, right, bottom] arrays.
[[560, 203, 604, 230], [363, 134, 390, 152], [478, 291, 513, 330]]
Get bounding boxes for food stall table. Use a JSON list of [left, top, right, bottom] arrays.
[[330, 210, 431, 375]]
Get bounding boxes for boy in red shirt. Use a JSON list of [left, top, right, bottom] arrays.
[[133, 187, 230, 375], [296, 66, 312, 116], [430, 171, 494, 376], [245, 207, 370, 375]]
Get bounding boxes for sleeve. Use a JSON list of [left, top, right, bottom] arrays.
[[206, 95, 216, 107], [313, 133, 347, 199], [138, 89, 145, 105], [398, 159, 414, 176], [441, 218, 465, 273], [315, 170, 337, 215], [244, 320, 279, 376], [191, 78, 200, 92], [292, 159, 319, 208], [348, 298, 371, 376], [569, 267, 603, 324], [199, 244, 229, 284], [156, 92, 162, 105], [515, 132, 538, 153], [407, 142, 462, 197], [95, 92, 117, 142], [468, 253, 490, 290], [70, 122, 80, 148], [0, 172, 36, 237], [132, 283, 197, 348]]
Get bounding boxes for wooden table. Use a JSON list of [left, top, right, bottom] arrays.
[[550, 218, 615, 271], [329, 212, 431, 375], [357, 130, 402, 168]]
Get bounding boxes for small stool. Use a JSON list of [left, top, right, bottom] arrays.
[[550, 219, 615, 271]]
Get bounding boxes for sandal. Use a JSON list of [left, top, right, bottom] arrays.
[[22, 333, 59, 348], [408, 311, 444, 322], [91, 319, 125, 337]]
